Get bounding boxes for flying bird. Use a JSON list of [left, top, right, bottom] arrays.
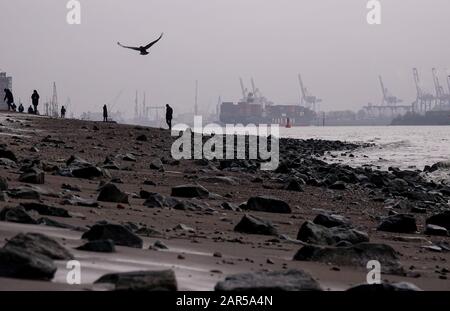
[[117, 33, 164, 55]]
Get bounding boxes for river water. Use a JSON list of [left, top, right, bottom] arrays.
[[279, 126, 450, 174]]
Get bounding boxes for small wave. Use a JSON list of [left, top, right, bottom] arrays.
[[379, 140, 412, 148]]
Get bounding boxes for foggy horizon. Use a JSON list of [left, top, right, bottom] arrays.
[[2, 0, 450, 117]]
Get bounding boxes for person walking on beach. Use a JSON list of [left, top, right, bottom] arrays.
[[166, 104, 173, 131], [61, 106, 66, 118], [3, 88, 14, 111], [18, 103, 24, 113], [103, 104, 108, 122], [31, 90, 40, 114]]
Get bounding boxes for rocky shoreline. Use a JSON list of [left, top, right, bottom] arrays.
[[0, 113, 449, 291]]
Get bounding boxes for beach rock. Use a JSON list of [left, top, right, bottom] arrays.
[[313, 213, 351, 228], [0, 176, 8, 191], [377, 214, 417, 233], [82, 223, 143, 248], [123, 153, 136, 162], [62, 194, 99, 208], [153, 240, 168, 250], [215, 269, 322, 291], [293, 243, 403, 274], [150, 159, 164, 170], [37, 217, 80, 230], [171, 184, 209, 198], [329, 181, 347, 190], [173, 224, 196, 233], [389, 178, 409, 192], [4, 233, 73, 260], [346, 282, 421, 292], [198, 176, 239, 186], [221, 202, 240, 211], [0, 191, 7, 202], [424, 224, 448, 236], [143, 193, 166, 208], [0, 247, 56, 280], [19, 168, 45, 184], [426, 160, 450, 173], [0, 147, 17, 162], [143, 180, 156, 186], [94, 270, 177, 291], [65, 155, 105, 179], [7, 187, 40, 200], [284, 179, 304, 192], [61, 183, 81, 192], [20, 202, 71, 218], [234, 214, 278, 236], [245, 196, 291, 214], [0, 158, 17, 167], [136, 134, 148, 142], [97, 183, 129, 204], [71, 165, 104, 179], [0, 206, 37, 224], [297, 221, 369, 245], [426, 211, 450, 230], [76, 239, 116, 253]]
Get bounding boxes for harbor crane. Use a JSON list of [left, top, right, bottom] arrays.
[[239, 77, 248, 100], [412, 68, 434, 113], [379, 75, 402, 106], [432, 68, 448, 108], [297, 74, 322, 112]]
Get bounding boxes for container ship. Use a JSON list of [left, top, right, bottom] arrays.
[[219, 78, 316, 126]]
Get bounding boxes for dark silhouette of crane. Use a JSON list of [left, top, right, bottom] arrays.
[[298, 74, 322, 112]]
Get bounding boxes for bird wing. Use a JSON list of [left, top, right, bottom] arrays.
[[144, 33, 164, 50], [117, 42, 141, 51]]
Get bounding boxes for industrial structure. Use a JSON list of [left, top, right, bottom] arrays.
[[298, 74, 322, 112], [0, 72, 12, 110], [220, 77, 316, 126], [132, 91, 165, 126], [362, 75, 411, 120]]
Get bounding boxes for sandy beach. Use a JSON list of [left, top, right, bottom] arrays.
[[0, 112, 449, 291]]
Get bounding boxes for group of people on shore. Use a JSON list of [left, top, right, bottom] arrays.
[[3, 88, 67, 118], [5, 88, 173, 129]]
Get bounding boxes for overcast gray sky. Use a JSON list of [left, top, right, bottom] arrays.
[[1, 0, 450, 116]]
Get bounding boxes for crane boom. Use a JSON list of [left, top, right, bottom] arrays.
[[379, 75, 388, 103], [239, 77, 247, 100]]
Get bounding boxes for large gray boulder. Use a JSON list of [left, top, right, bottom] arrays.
[[82, 223, 143, 248], [297, 221, 369, 245], [0, 247, 56, 280], [171, 184, 209, 198], [294, 243, 403, 274], [215, 269, 322, 291], [245, 196, 291, 214], [234, 214, 278, 236], [4, 233, 73, 260], [0, 206, 37, 224], [94, 270, 177, 291], [97, 183, 129, 204]]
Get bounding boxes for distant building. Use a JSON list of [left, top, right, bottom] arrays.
[[0, 72, 13, 110]]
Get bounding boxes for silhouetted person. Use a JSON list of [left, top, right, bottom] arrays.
[[61, 106, 66, 118], [31, 90, 40, 114], [11, 103, 17, 112], [3, 88, 14, 111], [103, 104, 108, 122], [18, 103, 24, 113], [117, 33, 164, 56], [166, 104, 173, 130], [28, 105, 34, 114]]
